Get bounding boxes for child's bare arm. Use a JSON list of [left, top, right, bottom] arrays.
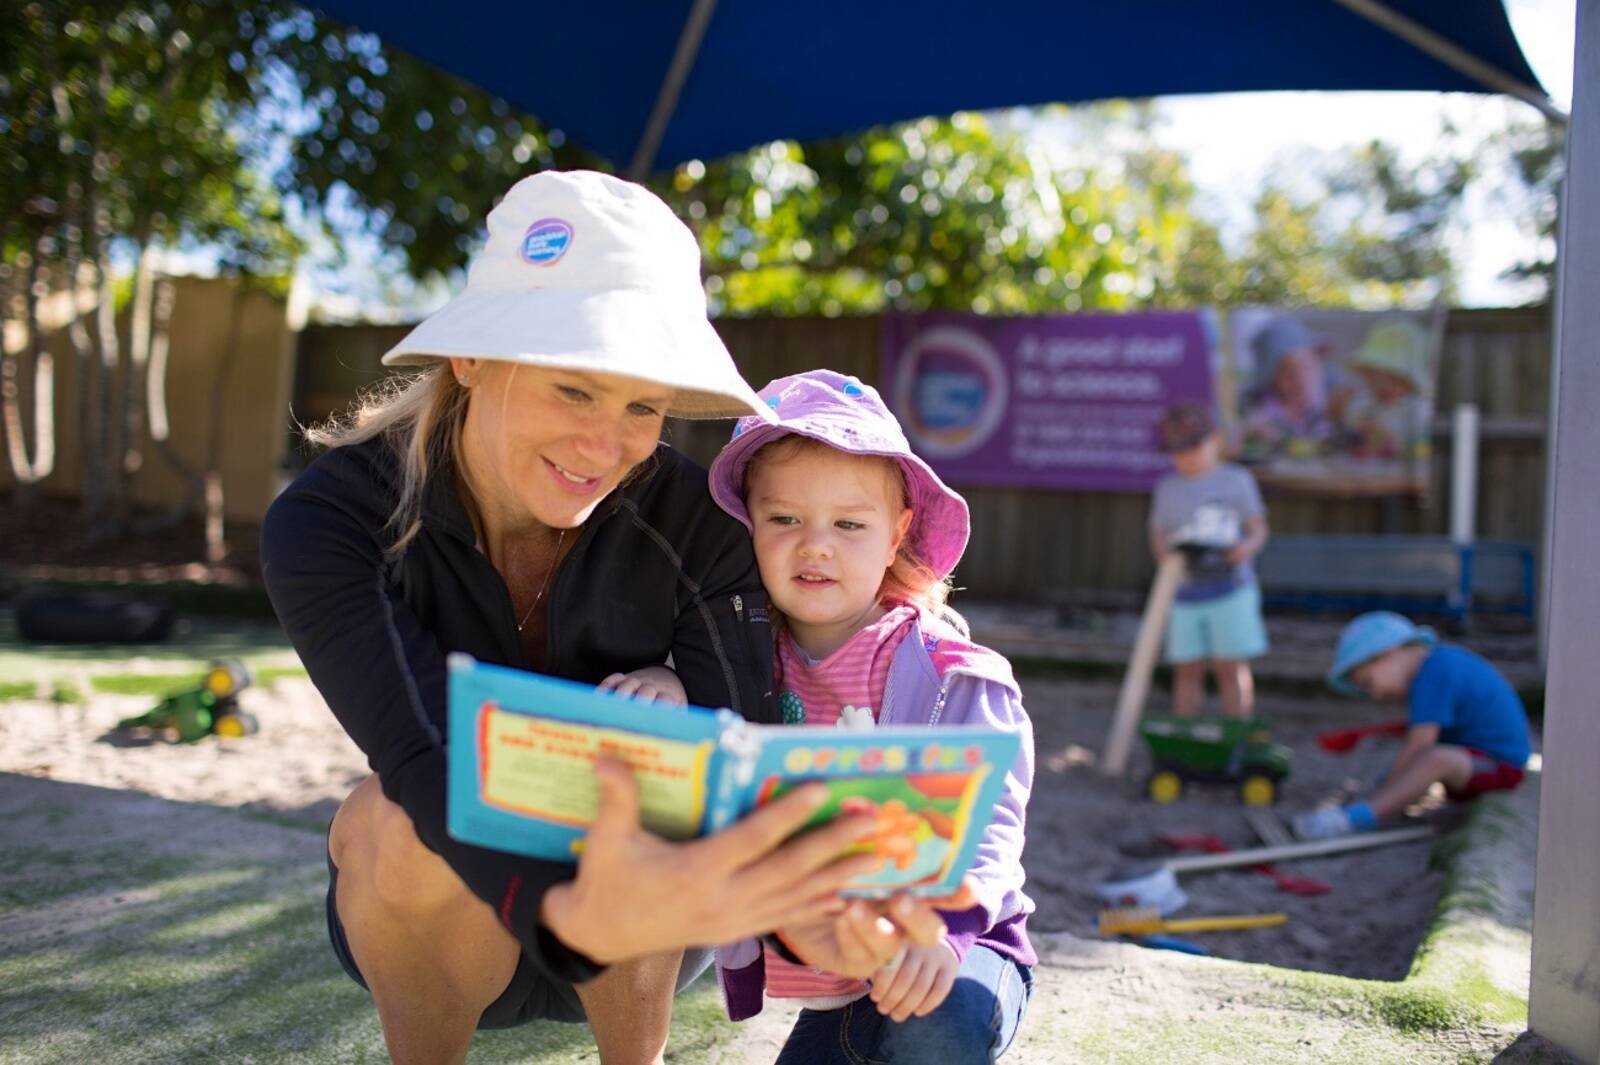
[[1227, 515, 1269, 565], [1148, 525, 1170, 565], [1383, 722, 1440, 783]]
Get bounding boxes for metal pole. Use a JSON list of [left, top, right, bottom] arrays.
[[1529, 0, 1600, 1058], [627, 0, 720, 179], [1329, 0, 1568, 124]]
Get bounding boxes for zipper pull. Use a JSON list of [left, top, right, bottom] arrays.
[[733, 594, 743, 619]]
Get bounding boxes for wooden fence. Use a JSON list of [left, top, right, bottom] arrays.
[[293, 307, 1551, 600]]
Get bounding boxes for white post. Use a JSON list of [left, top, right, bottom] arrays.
[[1449, 402, 1479, 545], [1529, 0, 1600, 1058]]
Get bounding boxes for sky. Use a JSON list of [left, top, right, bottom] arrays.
[[1110, 0, 1575, 307], [298, 0, 1578, 320]]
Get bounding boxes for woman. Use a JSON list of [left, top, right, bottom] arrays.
[[261, 171, 939, 1065]]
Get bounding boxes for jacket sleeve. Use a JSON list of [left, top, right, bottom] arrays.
[[664, 502, 777, 725], [259, 464, 601, 984], [937, 676, 1034, 959]]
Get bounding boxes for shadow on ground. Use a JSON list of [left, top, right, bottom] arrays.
[[0, 774, 731, 1064]]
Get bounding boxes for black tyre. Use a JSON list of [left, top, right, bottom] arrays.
[[15, 591, 175, 644]]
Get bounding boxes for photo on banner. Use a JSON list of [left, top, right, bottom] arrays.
[[881, 312, 1219, 493], [1224, 307, 1447, 496]]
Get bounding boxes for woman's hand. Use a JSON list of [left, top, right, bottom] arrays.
[[541, 760, 882, 964], [869, 940, 961, 1021], [598, 666, 687, 706]]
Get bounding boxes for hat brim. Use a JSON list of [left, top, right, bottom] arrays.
[[1326, 625, 1437, 696], [710, 420, 970, 581], [381, 286, 771, 421]]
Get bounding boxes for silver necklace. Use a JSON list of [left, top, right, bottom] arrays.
[[516, 528, 567, 633]]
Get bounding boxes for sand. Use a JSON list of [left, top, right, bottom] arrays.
[[0, 672, 1461, 982]]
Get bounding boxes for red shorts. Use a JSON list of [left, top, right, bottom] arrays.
[[1447, 747, 1526, 800]]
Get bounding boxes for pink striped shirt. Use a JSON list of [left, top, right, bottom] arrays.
[[763, 604, 919, 1006]]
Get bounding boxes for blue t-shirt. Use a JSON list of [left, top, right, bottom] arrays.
[[1408, 645, 1531, 767]]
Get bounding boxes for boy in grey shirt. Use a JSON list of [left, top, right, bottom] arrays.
[[1148, 402, 1270, 717]]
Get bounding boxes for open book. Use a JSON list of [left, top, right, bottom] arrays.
[[445, 654, 1020, 897]]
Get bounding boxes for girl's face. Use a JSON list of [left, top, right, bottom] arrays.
[[746, 444, 914, 659], [452, 360, 671, 534]]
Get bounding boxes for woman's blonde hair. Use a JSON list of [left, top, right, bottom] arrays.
[[304, 362, 469, 559], [745, 435, 952, 616]]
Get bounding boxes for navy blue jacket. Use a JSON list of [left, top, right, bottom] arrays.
[[260, 434, 775, 982]]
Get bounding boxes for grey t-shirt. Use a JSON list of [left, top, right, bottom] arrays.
[[1148, 462, 1266, 601]]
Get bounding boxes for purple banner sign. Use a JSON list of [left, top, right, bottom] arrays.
[[881, 312, 1218, 492]]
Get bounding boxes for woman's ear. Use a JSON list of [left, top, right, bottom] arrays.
[[448, 356, 482, 386]]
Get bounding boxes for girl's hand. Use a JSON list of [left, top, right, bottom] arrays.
[[774, 903, 907, 980], [869, 940, 960, 1021], [598, 666, 687, 706], [542, 760, 882, 964]]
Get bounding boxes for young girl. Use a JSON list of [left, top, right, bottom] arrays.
[[707, 369, 1036, 1064]]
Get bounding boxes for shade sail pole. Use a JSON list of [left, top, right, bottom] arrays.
[[627, 0, 720, 179], [1529, 0, 1600, 1057], [1329, 0, 1568, 124]]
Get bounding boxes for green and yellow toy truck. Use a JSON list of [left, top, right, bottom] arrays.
[[1139, 715, 1291, 806], [115, 660, 258, 742]]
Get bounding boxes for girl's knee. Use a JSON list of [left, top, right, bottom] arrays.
[[878, 981, 1003, 1063]]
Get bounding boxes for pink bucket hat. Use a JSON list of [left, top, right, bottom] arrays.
[[708, 369, 971, 580]]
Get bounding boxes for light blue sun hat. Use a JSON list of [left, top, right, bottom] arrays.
[[1327, 611, 1437, 696]]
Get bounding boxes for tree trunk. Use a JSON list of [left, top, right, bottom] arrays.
[[64, 189, 96, 511], [112, 240, 157, 527], [1, 242, 57, 500], [89, 195, 120, 534], [140, 274, 207, 537], [203, 282, 249, 562]]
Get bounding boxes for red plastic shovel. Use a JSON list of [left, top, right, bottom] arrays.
[[1316, 720, 1409, 754]]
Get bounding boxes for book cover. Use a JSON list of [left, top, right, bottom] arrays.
[[446, 654, 1020, 897]]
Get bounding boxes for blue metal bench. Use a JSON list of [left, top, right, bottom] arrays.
[[1255, 535, 1536, 626]]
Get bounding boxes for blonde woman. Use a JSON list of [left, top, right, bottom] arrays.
[[262, 172, 943, 1065]]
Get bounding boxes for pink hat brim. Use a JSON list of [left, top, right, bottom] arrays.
[[709, 420, 970, 581]]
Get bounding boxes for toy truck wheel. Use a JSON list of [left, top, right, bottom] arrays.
[[213, 712, 259, 739], [1240, 774, 1277, 806], [1147, 770, 1185, 804], [204, 660, 250, 699]]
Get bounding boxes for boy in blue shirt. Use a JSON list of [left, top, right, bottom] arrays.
[[1292, 611, 1532, 840]]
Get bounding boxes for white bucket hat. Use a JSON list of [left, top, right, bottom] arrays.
[[382, 170, 771, 421]]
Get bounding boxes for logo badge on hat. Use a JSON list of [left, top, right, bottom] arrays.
[[521, 218, 574, 266]]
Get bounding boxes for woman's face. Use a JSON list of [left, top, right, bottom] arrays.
[[453, 360, 671, 532]]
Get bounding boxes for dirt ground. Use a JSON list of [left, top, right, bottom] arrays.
[[0, 669, 1480, 986], [1024, 677, 1472, 980]]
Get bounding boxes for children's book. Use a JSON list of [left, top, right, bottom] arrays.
[[445, 654, 1020, 897]]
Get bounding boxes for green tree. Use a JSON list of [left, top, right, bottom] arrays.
[[1327, 137, 1472, 305], [2, 0, 300, 531], [266, 7, 593, 281], [665, 107, 1224, 317], [1494, 116, 1563, 298]]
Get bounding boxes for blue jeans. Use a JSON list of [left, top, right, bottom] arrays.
[[774, 945, 1032, 1064]]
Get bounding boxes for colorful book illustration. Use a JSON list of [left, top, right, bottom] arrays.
[[445, 654, 1020, 897]]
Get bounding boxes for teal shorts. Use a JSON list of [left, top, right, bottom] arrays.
[[1165, 582, 1268, 664]]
